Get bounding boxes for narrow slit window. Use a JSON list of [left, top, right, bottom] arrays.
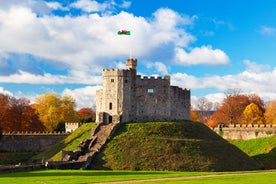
[[148, 89, 154, 93], [109, 102, 112, 110]]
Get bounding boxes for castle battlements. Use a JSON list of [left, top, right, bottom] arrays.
[[137, 75, 171, 81], [2, 131, 68, 136], [214, 124, 276, 131], [213, 124, 276, 140], [103, 69, 124, 76], [96, 58, 191, 123]]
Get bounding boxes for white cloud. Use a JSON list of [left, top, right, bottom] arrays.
[[259, 25, 276, 36], [0, 70, 102, 84], [120, 0, 131, 9], [70, 0, 110, 13], [171, 62, 276, 104], [46, 2, 68, 11], [70, 0, 131, 13], [0, 5, 200, 83], [62, 85, 102, 109], [243, 59, 270, 73], [146, 62, 169, 75], [191, 93, 225, 109], [204, 93, 225, 105], [175, 45, 230, 66], [0, 86, 13, 96]]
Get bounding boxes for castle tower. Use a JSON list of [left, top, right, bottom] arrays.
[[96, 57, 191, 123], [126, 58, 137, 70]]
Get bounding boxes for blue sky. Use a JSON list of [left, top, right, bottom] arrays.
[[1, 0, 276, 109]]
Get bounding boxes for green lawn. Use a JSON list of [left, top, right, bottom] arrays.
[[229, 136, 276, 156], [230, 136, 276, 167], [0, 170, 275, 184]]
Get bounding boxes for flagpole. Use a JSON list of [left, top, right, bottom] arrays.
[[117, 29, 132, 59], [130, 48, 132, 59]]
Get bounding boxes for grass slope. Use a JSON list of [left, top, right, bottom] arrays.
[[230, 136, 276, 169], [31, 123, 95, 162], [92, 121, 261, 171]]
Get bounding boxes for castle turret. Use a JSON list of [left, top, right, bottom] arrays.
[[126, 58, 137, 70]]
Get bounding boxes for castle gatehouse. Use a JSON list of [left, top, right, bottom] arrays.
[[96, 58, 191, 123]]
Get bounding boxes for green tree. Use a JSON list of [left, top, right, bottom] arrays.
[[243, 103, 264, 124]]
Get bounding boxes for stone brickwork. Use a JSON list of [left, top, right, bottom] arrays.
[[65, 122, 82, 133], [96, 58, 190, 123], [213, 124, 276, 140], [0, 133, 67, 152]]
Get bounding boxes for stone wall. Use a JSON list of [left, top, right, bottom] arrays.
[[65, 122, 82, 133], [0, 133, 67, 152], [96, 58, 191, 123], [135, 76, 171, 121], [170, 86, 190, 120], [213, 124, 276, 140]]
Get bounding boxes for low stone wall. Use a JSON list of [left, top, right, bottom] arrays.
[[213, 124, 276, 140], [0, 133, 68, 152]]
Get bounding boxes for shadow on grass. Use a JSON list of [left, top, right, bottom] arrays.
[[253, 147, 276, 169]]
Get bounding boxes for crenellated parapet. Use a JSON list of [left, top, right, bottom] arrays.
[[137, 75, 171, 80], [213, 124, 276, 140], [96, 58, 191, 123], [2, 131, 69, 136], [102, 68, 125, 77], [215, 124, 276, 131]]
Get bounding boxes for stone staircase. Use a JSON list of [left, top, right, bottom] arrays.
[[62, 120, 121, 169]]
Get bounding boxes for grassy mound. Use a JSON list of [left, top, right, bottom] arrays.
[[92, 121, 261, 171], [31, 123, 95, 162], [230, 136, 276, 169]]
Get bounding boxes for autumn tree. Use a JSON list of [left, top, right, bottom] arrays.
[[243, 103, 265, 124], [34, 93, 78, 131], [247, 94, 265, 112], [208, 89, 265, 125], [196, 97, 213, 123], [190, 107, 201, 122], [0, 94, 10, 131], [264, 100, 276, 124], [0, 94, 45, 132], [77, 107, 96, 122], [60, 95, 78, 123]]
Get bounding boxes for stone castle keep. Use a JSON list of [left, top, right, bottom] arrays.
[[96, 58, 191, 123]]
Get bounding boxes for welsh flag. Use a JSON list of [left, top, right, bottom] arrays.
[[117, 30, 131, 35]]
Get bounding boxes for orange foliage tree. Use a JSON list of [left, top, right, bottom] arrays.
[[190, 107, 201, 122], [264, 100, 276, 124], [208, 89, 265, 126], [77, 107, 96, 122], [0, 93, 45, 132]]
